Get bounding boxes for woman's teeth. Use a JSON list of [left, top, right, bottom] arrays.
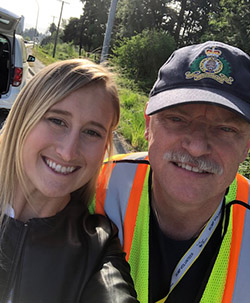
[[45, 159, 76, 174]]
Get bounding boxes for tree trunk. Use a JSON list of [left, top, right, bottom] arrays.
[[174, 0, 187, 46]]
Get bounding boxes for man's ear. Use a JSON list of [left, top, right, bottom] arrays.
[[241, 140, 250, 162], [144, 102, 150, 141]]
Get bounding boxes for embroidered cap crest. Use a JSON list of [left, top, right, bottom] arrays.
[[185, 46, 234, 85]]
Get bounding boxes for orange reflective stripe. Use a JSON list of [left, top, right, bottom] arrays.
[[95, 162, 119, 215], [95, 164, 110, 215], [124, 158, 149, 261], [222, 174, 249, 303]]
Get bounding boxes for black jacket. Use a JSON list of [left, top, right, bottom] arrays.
[[0, 199, 138, 303]]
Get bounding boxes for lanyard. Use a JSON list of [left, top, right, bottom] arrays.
[[155, 200, 223, 303]]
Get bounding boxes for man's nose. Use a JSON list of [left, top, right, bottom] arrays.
[[55, 134, 80, 162], [181, 123, 211, 157]]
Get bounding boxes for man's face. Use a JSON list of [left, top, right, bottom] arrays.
[[146, 103, 250, 209]]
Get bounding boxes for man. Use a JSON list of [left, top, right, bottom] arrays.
[[90, 41, 250, 303]]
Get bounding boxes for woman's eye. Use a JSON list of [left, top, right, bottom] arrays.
[[48, 118, 66, 126], [84, 129, 101, 137]]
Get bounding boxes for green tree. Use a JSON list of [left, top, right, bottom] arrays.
[[112, 29, 176, 91], [80, 0, 111, 53], [115, 0, 169, 39], [41, 22, 64, 46], [22, 27, 39, 41], [62, 0, 111, 55], [203, 0, 250, 54], [62, 17, 81, 45], [166, 0, 220, 46], [49, 23, 57, 35], [115, 0, 220, 46]]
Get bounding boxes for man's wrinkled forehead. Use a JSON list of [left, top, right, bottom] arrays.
[[153, 102, 250, 125]]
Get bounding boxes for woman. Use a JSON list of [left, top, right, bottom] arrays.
[[0, 59, 138, 302]]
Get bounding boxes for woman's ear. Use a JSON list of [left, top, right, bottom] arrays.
[[144, 103, 150, 141]]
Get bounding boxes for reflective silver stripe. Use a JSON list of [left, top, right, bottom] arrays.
[[232, 178, 250, 303], [103, 162, 139, 246], [103, 152, 149, 245]]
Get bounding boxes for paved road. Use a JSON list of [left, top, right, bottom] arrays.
[[27, 59, 45, 82]]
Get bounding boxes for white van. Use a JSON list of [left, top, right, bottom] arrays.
[[0, 7, 35, 113]]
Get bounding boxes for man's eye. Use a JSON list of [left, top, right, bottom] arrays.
[[48, 118, 65, 126], [169, 117, 182, 122], [84, 129, 101, 137], [220, 126, 236, 133]]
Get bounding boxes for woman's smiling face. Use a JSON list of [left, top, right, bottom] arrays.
[[22, 84, 114, 203]]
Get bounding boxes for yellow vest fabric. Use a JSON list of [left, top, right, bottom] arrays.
[[91, 152, 250, 303]]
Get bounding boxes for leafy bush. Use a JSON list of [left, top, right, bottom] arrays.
[[111, 29, 176, 92], [239, 154, 250, 179]]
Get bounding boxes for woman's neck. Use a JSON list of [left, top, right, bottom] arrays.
[[13, 186, 70, 222]]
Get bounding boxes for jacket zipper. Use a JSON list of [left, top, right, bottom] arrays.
[[2, 222, 29, 303]]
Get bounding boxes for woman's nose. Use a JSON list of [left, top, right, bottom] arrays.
[[55, 134, 80, 162]]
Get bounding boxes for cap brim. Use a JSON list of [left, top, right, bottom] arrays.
[[146, 87, 250, 122]]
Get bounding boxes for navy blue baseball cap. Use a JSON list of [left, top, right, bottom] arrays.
[[146, 41, 250, 121]]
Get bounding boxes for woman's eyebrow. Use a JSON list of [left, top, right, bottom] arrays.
[[47, 109, 72, 116]]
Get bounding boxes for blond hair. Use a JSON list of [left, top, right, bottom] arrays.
[[0, 59, 120, 227]]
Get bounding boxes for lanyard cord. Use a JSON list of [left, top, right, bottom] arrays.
[[168, 200, 223, 295], [153, 201, 224, 303], [153, 198, 250, 303], [148, 170, 228, 303]]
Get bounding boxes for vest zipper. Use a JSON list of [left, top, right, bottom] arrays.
[[2, 222, 29, 303]]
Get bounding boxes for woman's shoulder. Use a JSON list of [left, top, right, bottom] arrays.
[[83, 212, 119, 241]]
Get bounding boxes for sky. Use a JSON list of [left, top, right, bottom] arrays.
[[1, 0, 84, 33]]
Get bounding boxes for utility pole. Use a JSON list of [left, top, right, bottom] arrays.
[[53, 0, 69, 58], [52, 16, 56, 24], [100, 0, 118, 62], [34, 0, 40, 43]]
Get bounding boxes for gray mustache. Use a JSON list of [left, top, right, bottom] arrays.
[[163, 151, 223, 175]]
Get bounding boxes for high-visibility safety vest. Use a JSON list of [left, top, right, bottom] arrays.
[[89, 152, 250, 303]]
